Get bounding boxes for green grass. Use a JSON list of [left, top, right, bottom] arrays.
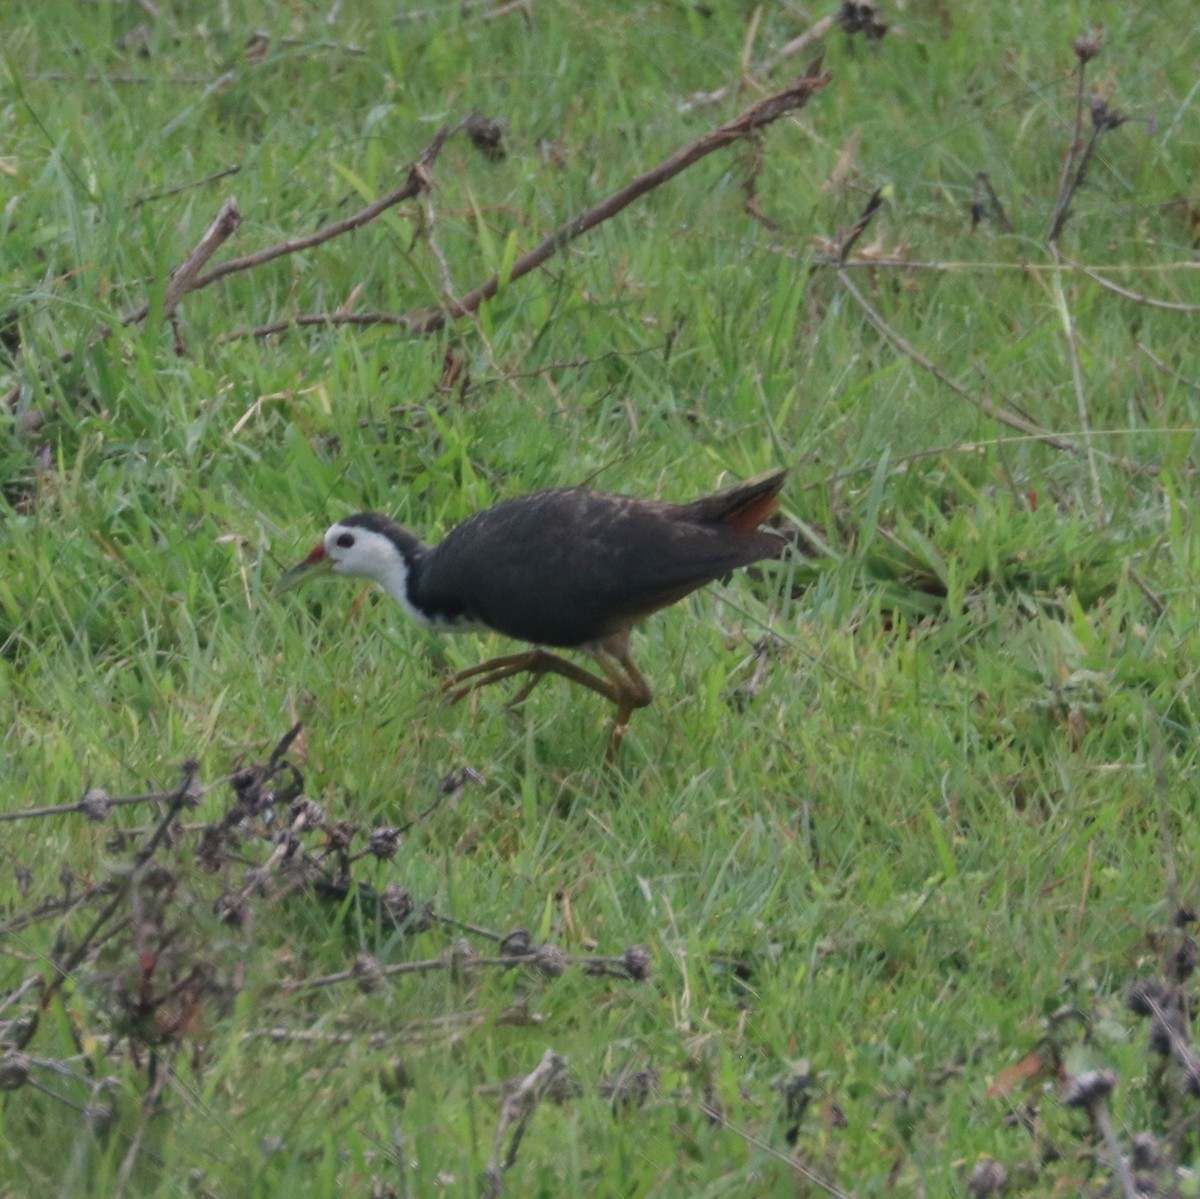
[[3, 0, 1199, 1194]]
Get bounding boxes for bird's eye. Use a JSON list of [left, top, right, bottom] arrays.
[[335, 533, 355, 549]]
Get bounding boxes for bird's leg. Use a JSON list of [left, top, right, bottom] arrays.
[[441, 649, 622, 710], [590, 632, 654, 762]]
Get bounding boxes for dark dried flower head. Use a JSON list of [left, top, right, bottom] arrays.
[[1126, 976, 1169, 1017], [968, 1157, 1008, 1198], [499, 927, 533, 956], [290, 798, 325, 828], [3, 1015, 38, 1050], [368, 827, 401, 859], [447, 939, 478, 982], [1175, 906, 1197, 927], [352, 953, 384, 994], [622, 945, 652, 981], [1149, 1005, 1187, 1055], [0, 1051, 32, 1091], [213, 892, 249, 927], [1171, 935, 1197, 982], [325, 820, 356, 854], [1090, 98, 1128, 132], [838, 0, 887, 40], [544, 1066, 585, 1104], [230, 766, 262, 801], [1131, 1131, 1160, 1171], [463, 109, 508, 162], [85, 1100, 118, 1137], [1073, 32, 1104, 62], [1062, 1068, 1117, 1108], [141, 863, 175, 893], [599, 1066, 660, 1112], [380, 884, 412, 926], [80, 788, 110, 822], [534, 943, 568, 978], [778, 1063, 814, 1122]]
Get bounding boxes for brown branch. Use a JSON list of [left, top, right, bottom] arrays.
[[680, 11, 839, 112], [119, 121, 462, 327], [160, 198, 243, 320], [1136, 340, 1200, 391], [834, 187, 885, 265], [229, 67, 830, 344], [405, 63, 831, 335], [131, 165, 242, 209], [227, 311, 423, 341], [1048, 55, 1091, 244], [41, 764, 200, 1007], [973, 171, 1013, 232], [1, 123, 468, 416], [113, 1061, 171, 1199], [480, 1049, 567, 1198]]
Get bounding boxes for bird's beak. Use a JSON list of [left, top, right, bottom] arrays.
[[273, 544, 331, 595]]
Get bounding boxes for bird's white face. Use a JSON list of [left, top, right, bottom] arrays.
[[322, 522, 401, 583], [275, 518, 429, 627]]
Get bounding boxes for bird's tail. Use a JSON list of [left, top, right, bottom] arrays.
[[693, 468, 787, 534]]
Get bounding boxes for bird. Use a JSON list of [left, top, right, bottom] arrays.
[[276, 468, 786, 758]]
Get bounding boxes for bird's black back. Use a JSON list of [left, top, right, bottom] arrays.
[[414, 481, 782, 648]]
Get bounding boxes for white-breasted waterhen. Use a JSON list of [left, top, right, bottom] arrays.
[[276, 468, 786, 758]]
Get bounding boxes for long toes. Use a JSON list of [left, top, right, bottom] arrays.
[[509, 674, 548, 707]]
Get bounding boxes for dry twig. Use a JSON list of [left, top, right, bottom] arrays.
[[835, 267, 1153, 476], [1068, 260, 1200, 313], [404, 63, 831, 336], [480, 1049, 567, 1198]]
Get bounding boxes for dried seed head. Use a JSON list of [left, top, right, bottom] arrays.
[[81, 788, 111, 822], [1125, 976, 1169, 1017], [325, 820, 356, 854], [463, 109, 508, 162], [968, 1158, 1008, 1198], [1073, 32, 1104, 62], [1131, 1131, 1160, 1170], [368, 827, 401, 859], [353, 953, 384, 994], [838, 0, 887, 40], [544, 1066, 585, 1104], [622, 945, 652, 981], [0, 1051, 32, 1091], [1171, 935, 1197, 982], [1062, 1068, 1116, 1108], [3, 1015, 38, 1049], [1090, 98, 1128, 132], [447, 939, 478, 982], [599, 1066, 659, 1111], [380, 884, 412, 925], [499, 927, 533, 956], [290, 798, 325, 828], [84, 1100, 118, 1137], [213, 892, 249, 927], [1149, 1005, 1187, 1055], [141, 863, 175, 893], [533, 943, 568, 979]]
